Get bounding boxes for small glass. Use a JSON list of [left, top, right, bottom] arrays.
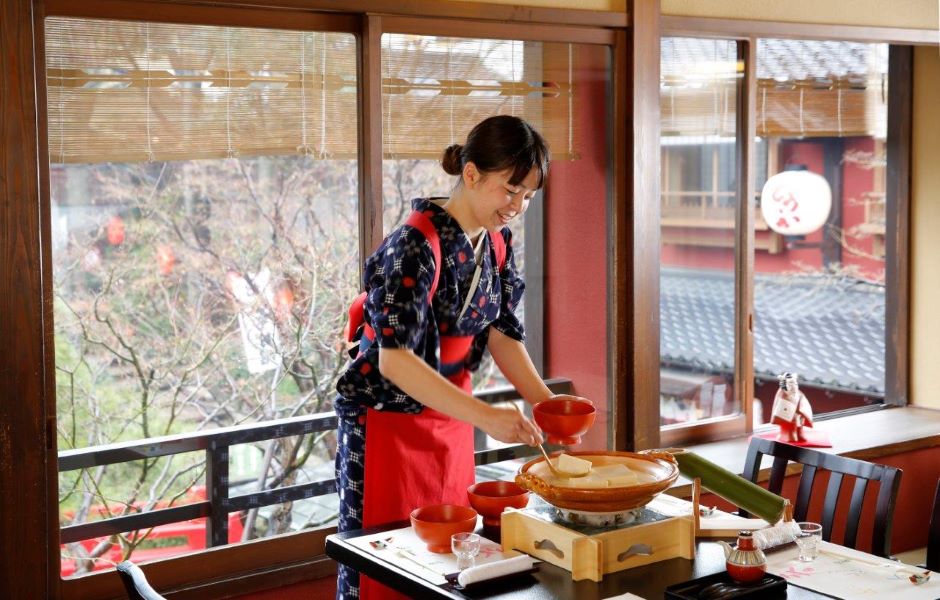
[[795, 522, 823, 562], [451, 532, 481, 570]]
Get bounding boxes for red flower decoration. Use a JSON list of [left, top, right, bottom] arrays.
[[458, 251, 467, 263], [360, 363, 372, 375], [382, 327, 394, 336], [403, 276, 416, 288], [477, 296, 486, 307]]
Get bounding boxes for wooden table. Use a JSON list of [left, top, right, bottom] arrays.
[[326, 523, 832, 599]]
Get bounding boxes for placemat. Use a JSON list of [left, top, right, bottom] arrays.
[[346, 524, 525, 586], [765, 540, 939, 599]]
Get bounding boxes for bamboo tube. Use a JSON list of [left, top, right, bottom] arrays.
[[666, 448, 788, 525]]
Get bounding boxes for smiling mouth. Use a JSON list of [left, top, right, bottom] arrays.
[[498, 212, 515, 223]]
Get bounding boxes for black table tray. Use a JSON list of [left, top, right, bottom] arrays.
[[664, 571, 787, 599]]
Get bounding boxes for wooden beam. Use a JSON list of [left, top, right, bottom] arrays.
[[610, 29, 629, 451], [0, 0, 55, 598], [623, 0, 660, 451], [885, 45, 913, 407], [735, 38, 757, 435], [47, 0, 628, 28], [358, 14, 384, 266], [382, 15, 616, 45], [661, 15, 939, 45], [45, 0, 359, 31]]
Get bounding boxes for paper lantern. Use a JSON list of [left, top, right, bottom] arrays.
[[106, 215, 125, 246], [760, 170, 832, 235]]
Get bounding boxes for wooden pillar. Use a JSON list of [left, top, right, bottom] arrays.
[[0, 0, 57, 597], [616, 0, 661, 451]]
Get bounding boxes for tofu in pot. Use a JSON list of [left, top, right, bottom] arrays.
[[555, 473, 609, 488], [591, 463, 639, 487], [556, 453, 593, 476]]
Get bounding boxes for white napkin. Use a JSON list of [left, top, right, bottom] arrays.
[[602, 594, 647, 600], [456, 554, 535, 587]]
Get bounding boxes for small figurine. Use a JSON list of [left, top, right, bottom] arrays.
[[771, 372, 814, 443]]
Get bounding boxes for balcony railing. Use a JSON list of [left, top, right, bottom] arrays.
[[57, 378, 572, 549]]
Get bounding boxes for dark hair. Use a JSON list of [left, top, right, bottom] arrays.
[[441, 115, 550, 189]]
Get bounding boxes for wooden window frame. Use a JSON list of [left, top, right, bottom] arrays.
[[1, 0, 627, 598], [654, 18, 922, 448]]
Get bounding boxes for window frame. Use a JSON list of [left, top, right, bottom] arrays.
[[5, 0, 626, 598], [2, 0, 929, 597], [654, 19, 917, 448]]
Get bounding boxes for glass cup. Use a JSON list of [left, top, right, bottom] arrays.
[[451, 532, 481, 570], [795, 522, 823, 562]]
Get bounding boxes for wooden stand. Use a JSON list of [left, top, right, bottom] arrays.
[[501, 481, 700, 582]]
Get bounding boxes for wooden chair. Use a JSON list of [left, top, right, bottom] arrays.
[[926, 479, 940, 572], [116, 561, 167, 600], [740, 437, 902, 558]]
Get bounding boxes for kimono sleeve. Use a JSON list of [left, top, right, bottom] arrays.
[[490, 228, 526, 342], [365, 225, 437, 351]]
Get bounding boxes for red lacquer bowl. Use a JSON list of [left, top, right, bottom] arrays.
[[533, 399, 596, 445], [467, 481, 530, 528], [410, 504, 478, 553]]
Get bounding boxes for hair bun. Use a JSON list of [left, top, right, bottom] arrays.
[[441, 144, 463, 175]]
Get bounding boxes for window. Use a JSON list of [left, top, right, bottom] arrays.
[[41, 7, 615, 594], [752, 39, 889, 422], [659, 35, 899, 444], [378, 29, 615, 458], [48, 16, 360, 576], [659, 37, 742, 432]]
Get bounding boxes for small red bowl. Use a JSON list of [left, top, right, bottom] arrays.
[[467, 481, 530, 527], [533, 399, 596, 445], [410, 504, 478, 553]]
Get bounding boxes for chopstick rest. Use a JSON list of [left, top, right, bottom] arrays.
[[456, 555, 535, 587]]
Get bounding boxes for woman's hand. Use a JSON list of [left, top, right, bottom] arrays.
[[479, 404, 544, 447]]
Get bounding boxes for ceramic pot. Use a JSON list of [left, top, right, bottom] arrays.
[[719, 531, 767, 584]]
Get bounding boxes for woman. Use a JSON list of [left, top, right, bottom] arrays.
[[334, 115, 589, 599]]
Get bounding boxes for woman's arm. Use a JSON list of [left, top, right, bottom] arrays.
[[378, 347, 542, 446], [487, 328, 591, 406]]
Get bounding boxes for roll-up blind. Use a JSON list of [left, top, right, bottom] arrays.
[[45, 17, 358, 164], [381, 34, 580, 160], [45, 19, 581, 164], [661, 37, 887, 139]]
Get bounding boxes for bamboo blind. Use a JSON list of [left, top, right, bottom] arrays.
[[381, 34, 579, 160], [45, 18, 359, 163], [45, 18, 580, 164], [661, 37, 887, 139]]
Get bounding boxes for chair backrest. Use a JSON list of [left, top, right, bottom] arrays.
[[740, 437, 902, 558], [116, 561, 167, 600], [927, 479, 940, 571]]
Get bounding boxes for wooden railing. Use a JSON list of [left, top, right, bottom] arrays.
[[57, 378, 572, 548]]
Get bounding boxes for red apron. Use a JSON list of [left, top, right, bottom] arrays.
[[359, 335, 476, 600]]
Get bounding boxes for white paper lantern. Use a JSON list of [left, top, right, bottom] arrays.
[[760, 171, 832, 236]]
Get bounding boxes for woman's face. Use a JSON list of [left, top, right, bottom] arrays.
[[463, 163, 540, 233]]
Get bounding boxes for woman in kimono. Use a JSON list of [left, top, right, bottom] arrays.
[[334, 115, 589, 599]]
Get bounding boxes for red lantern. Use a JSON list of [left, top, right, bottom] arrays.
[[273, 283, 295, 322], [106, 215, 125, 246], [156, 245, 176, 275]]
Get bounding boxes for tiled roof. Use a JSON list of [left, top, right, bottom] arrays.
[[660, 268, 885, 396], [661, 37, 887, 82]]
